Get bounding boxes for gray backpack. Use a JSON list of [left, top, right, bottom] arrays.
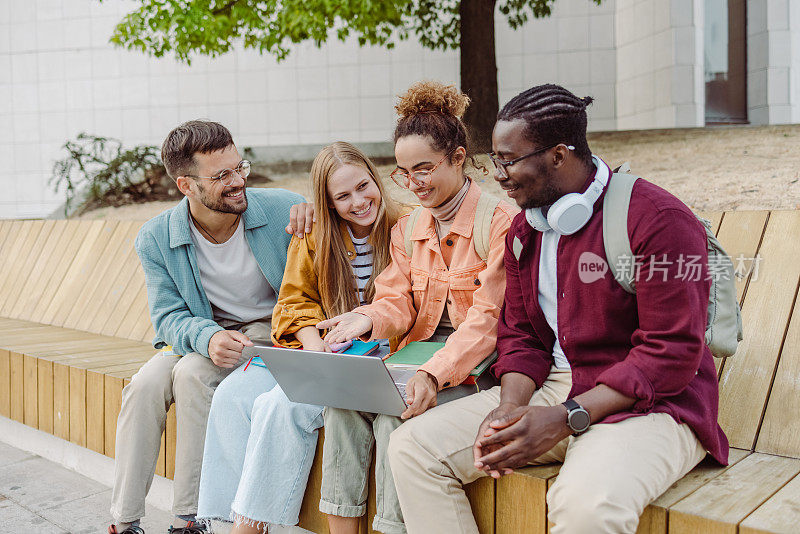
[[603, 164, 743, 358]]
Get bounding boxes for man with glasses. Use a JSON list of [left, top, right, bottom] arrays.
[[387, 85, 727, 533], [109, 120, 303, 534]]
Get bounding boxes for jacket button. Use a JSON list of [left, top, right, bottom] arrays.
[[447, 299, 452, 305], [474, 279, 481, 286], [446, 239, 453, 246], [443, 381, 450, 387]]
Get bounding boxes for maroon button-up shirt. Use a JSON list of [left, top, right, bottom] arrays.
[[493, 161, 729, 464]]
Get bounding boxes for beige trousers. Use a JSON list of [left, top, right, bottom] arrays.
[[387, 369, 707, 534], [110, 320, 269, 522]]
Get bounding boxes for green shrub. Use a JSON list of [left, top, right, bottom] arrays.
[[51, 133, 172, 215]]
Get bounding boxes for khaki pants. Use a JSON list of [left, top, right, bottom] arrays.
[[110, 320, 269, 522], [387, 368, 707, 534]]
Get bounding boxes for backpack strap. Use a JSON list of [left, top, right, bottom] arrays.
[[403, 207, 424, 259], [472, 192, 501, 261], [602, 170, 639, 294]]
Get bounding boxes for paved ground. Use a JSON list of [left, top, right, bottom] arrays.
[[0, 439, 314, 534], [0, 440, 173, 533]]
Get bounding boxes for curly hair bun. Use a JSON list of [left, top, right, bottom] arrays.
[[395, 80, 470, 120]]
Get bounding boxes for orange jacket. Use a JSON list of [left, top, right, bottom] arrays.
[[355, 180, 518, 389]]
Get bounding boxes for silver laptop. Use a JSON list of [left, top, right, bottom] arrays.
[[242, 344, 418, 417]]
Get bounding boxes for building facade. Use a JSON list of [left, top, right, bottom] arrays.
[[0, 0, 798, 218]]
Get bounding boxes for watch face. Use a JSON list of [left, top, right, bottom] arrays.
[[569, 409, 591, 432]]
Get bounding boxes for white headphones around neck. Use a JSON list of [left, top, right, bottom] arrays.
[[525, 155, 608, 235]]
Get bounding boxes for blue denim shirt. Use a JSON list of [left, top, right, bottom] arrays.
[[134, 187, 304, 357]]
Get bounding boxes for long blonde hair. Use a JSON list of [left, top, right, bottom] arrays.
[[311, 142, 402, 318]]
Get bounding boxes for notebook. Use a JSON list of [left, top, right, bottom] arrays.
[[383, 342, 498, 386]]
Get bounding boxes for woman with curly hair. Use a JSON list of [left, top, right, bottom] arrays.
[[316, 81, 517, 534]]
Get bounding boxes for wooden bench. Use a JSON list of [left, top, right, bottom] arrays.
[[2, 211, 800, 533]]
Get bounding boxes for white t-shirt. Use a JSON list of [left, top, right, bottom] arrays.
[[537, 229, 570, 369], [527, 155, 609, 370], [189, 217, 277, 323]]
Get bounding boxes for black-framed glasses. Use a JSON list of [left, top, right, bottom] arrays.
[[489, 144, 574, 179], [390, 152, 451, 189], [187, 160, 251, 186]]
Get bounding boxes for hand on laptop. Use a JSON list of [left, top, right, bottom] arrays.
[[401, 371, 438, 419], [209, 330, 254, 368], [285, 202, 315, 238], [318, 312, 373, 344]]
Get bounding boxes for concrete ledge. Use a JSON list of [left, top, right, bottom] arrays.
[[0, 415, 173, 513]]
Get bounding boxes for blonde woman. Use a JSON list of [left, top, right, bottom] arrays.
[[197, 142, 401, 534], [316, 82, 517, 534]]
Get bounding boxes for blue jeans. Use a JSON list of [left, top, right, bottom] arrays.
[[197, 363, 324, 526]]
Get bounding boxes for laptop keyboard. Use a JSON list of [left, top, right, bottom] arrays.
[[395, 382, 408, 402]]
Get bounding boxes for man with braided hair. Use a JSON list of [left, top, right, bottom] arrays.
[[386, 84, 728, 533]]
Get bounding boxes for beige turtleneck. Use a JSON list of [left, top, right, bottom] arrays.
[[427, 177, 470, 333], [430, 177, 470, 240]]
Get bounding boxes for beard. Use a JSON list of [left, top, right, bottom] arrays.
[[519, 162, 563, 210], [196, 183, 248, 214]]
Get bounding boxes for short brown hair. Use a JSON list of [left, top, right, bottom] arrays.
[[161, 120, 234, 179]]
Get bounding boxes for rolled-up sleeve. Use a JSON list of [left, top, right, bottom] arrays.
[[356, 217, 418, 341], [492, 228, 553, 387], [596, 208, 710, 412]]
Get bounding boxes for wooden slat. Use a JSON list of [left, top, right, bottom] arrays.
[[739, 471, 800, 533], [755, 280, 800, 457], [636, 449, 750, 534], [165, 403, 177, 479], [27, 221, 97, 322], [22, 354, 37, 428], [40, 220, 112, 326], [714, 211, 769, 304], [37, 359, 54, 434], [0, 349, 9, 418], [79, 233, 141, 334], [86, 369, 105, 454], [101, 268, 146, 337], [465, 476, 495, 534], [717, 211, 800, 449], [668, 453, 800, 534], [0, 221, 48, 312], [104, 374, 125, 457], [114, 286, 151, 341], [1, 222, 54, 314], [496, 464, 561, 534], [712, 211, 770, 375], [695, 211, 724, 235], [61, 221, 139, 330], [71, 223, 140, 334], [53, 362, 70, 440], [5, 221, 68, 318], [69, 366, 87, 447]]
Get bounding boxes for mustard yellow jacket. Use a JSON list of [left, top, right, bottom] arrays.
[[270, 223, 358, 348]]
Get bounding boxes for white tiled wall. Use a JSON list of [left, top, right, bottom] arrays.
[[1, 0, 797, 218], [0, 0, 619, 219], [747, 0, 800, 125], [615, 0, 704, 130]]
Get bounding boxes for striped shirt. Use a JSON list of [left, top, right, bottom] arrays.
[[349, 229, 373, 305]]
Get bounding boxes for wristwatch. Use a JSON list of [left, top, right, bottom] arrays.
[[562, 399, 591, 436]]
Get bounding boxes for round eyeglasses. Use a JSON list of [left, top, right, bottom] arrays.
[[187, 160, 251, 186], [389, 153, 451, 189]]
